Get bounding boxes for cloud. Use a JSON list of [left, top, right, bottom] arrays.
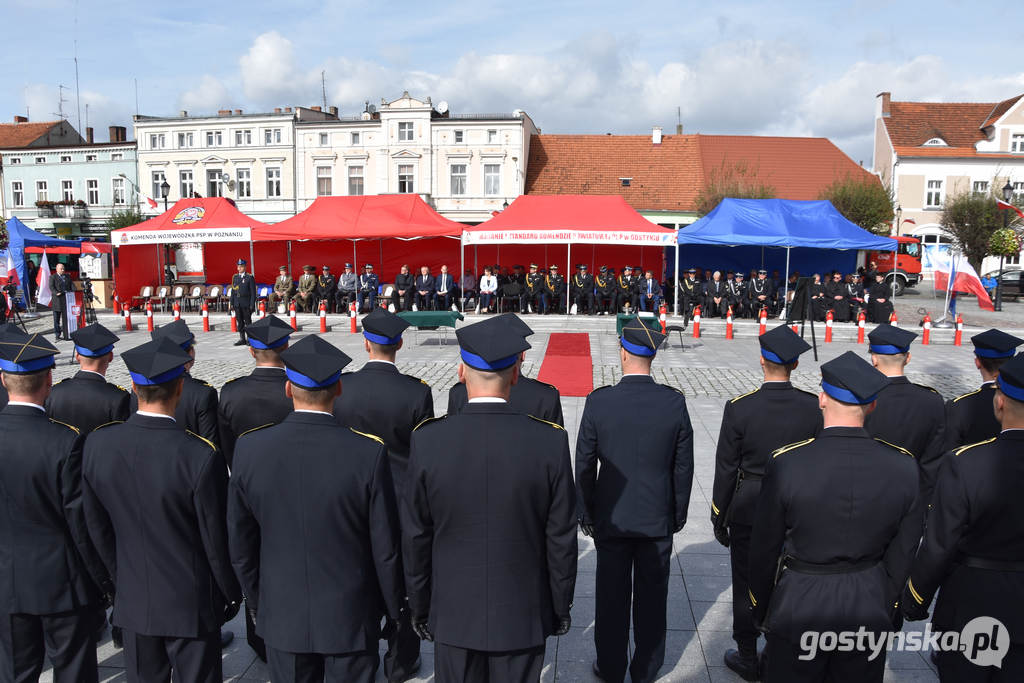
[[179, 75, 234, 114], [240, 31, 317, 105]]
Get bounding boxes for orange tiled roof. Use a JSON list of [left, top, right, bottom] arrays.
[[525, 134, 874, 213], [0, 120, 65, 149], [884, 96, 1023, 158]]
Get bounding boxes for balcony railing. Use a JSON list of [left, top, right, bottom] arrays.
[[35, 204, 90, 219]]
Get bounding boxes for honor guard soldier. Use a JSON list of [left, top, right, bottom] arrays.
[[864, 324, 947, 501], [228, 336, 404, 683], [46, 322, 130, 433], [230, 258, 257, 346], [357, 264, 379, 312], [902, 352, 1024, 681], [317, 265, 337, 314], [403, 316, 577, 683], [83, 337, 242, 683], [447, 313, 563, 425], [545, 264, 567, 314], [270, 265, 295, 313], [0, 328, 112, 683], [749, 351, 922, 683], [296, 265, 317, 312], [332, 308, 432, 681], [710, 326, 821, 680], [131, 320, 220, 448], [576, 319, 694, 683], [944, 328, 1024, 451]]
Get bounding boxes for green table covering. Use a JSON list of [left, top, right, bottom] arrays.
[[396, 310, 465, 329], [615, 313, 661, 336]]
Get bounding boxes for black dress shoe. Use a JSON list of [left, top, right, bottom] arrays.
[[724, 648, 760, 681], [111, 625, 123, 649], [388, 657, 421, 683], [591, 660, 605, 680], [220, 630, 234, 648], [233, 339, 246, 346]]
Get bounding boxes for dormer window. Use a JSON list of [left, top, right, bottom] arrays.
[[620, 178, 632, 187], [923, 137, 948, 146]]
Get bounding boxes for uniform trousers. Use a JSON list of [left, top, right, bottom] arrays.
[[0, 608, 100, 683], [122, 628, 221, 683], [383, 611, 421, 682], [234, 304, 253, 341], [727, 523, 758, 649], [937, 643, 1024, 682], [433, 642, 544, 683], [266, 646, 377, 683], [763, 632, 885, 683], [595, 536, 672, 683]]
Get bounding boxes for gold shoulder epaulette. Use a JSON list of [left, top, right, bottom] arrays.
[[528, 414, 565, 430], [952, 387, 981, 403], [54, 377, 67, 385], [350, 427, 385, 444], [954, 437, 996, 457], [115, 384, 128, 393], [419, 378, 430, 387], [874, 438, 914, 458], [49, 418, 80, 435], [91, 420, 124, 432], [413, 415, 446, 431], [730, 388, 759, 404], [185, 430, 217, 451], [915, 383, 940, 394], [772, 437, 815, 458], [239, 423, 274, 438], [542, 381, 558, 391], [223, 376, 240, 385]]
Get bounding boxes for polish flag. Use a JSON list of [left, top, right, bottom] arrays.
[[139, 192, 159, 210], [997, 199, 1024, 220], [932, 250, 993, 311], [36, 249, 52, 306], [902, 218, 916, 225], [1, 251, 17, 285]]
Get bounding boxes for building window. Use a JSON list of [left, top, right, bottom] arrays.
[[178, 132, 194, 148], [454, 130, 463, 143], [348, 166, 364, 195], [450, 164, 467, 195], [1014, 182, 1024, 205], [264, 128, 282, 144], [151, 171, 166, 199], [316, 166, 333, 196], [487, 129, 498, 144], [1012, 134, 1024, 153], [484, 164, 501, 196], [206, 131, 222, 147], [110, 152, 123, 161], [35, 180, 47, 202], [60, 154, 72, 163], [8, 157, 20, 164], [35, 156, 45, 164], [206, 170, 223, 197], [926, 180, 943, 208], [86, 179, 98, 205], [235, 129, 252, 146], [236, 168, 251, 198], [61, 180, 74, 201], [398, 122, 413, 141], [266, 167, 281, 197], [149, 134, 165, 149], [398, 164, 414, 193], [351, 132, 360, 145], [11, 181, 23, 207], [85, 154, 97, 162], [319, 132, 329, 146], [973, 180, 989, 196], [111, 178, 125, 205], [180, 170, 194, 198]]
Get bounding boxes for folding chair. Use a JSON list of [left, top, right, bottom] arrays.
[[152, 286, 170, 312]]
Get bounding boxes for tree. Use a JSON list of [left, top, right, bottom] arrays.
[[0, 219, 8, 252], [818, 175, 894, 235], [106, 208, 145, 234], [940, 192, 1001, 274], [695, 160, 775, 216]]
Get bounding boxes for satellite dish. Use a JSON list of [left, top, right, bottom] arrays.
[[368, 104, 377, 114], [436, 101, 449, 114], [512, 108, 523, 118]]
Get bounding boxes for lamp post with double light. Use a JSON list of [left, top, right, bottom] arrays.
[[996, 180, 1014, 312]]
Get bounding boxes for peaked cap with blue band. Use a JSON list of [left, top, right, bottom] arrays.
[[281, 335, 352, 389], [997, 354, 1024, 402], [619, 318, 666, 357], [759, 325, 811, 365], [820, 350, 889, 405], [151, 320, 195, 351], [0, 329, 58, 374], [122, 337, 192, 386], [972, 329, 1024, 359], [456, 316, 530, 371], [867, 324, 918, 355], [362, 308, 410, 346], [70, 323, 119, 358], [246, 315, 293, 350]]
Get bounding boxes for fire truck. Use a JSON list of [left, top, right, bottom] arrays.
[[864, 235, 922, 296]]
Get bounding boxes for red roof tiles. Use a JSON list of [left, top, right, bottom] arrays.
[[883, 95, 1023, 158], [0, 120, 67, 149]]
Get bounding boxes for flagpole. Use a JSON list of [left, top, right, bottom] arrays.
[[934, 250, 956, 328]]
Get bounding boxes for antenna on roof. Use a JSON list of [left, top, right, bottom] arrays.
[[676, 106, 683, 135], [321, 71, 328, 110], [74, 0, 82, 133], [52, 84, 69, 120]]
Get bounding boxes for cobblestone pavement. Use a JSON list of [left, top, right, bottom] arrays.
[[23, 309, 995, 680]]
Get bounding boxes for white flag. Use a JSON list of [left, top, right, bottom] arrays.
[[36, 249, 52, 306]]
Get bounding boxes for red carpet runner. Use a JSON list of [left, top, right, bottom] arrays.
[[536, 333, 593, 397]]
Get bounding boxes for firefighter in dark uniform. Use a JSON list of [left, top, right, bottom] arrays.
[[82, 337, 242, 683], [228, 335, 404, 683], [332, 308, 432, 682], [525, 263, 546, 314], [0, 329, 112, 683], [576, 319, 694, 683], [447, 313, 563, 425], [403, 316, 577, 682], [230, 258, 257, 346], [749, 351, 923, 683], [45, 322, 130, 434], [864, 324, 947, 502], [727, 272, 749, 318], [545, 265, 566, 314], [902, 352, 1024, 682], [315, 265, 337, 314], [710, 326, 821, 680], [615, 266, 635, 313], [571, 264, 595, 315], [595, 266, 616, 314], [944, 328, 1024, 451], [678, 268, 701, 322]]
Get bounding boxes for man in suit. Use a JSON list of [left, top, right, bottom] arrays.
[[576, 319, 694, 683], [434, 264, 457, 312], [447, 313, 563, 425], [358, 264, 380, 312], [545, 265, 566, 314], [49, 262, 73, 340], [944, 328, 1023, 451], [229, 335, 404, 683], [0, 328, 112, 683], [336, 262, 358, 312], [269, 265, 294, 313], [46, 322, 130, 434], [82, 337, 242, 683], [903, 352, 1024, 681], [414, 266, 436, 311], [704, 270, 728, 318], [316, 265, 337, 314], [710, 326, 822, 680], [864, 324, 947, 502], [230, 258, 257, 346], [393, 264, 415, 312], [404, 316, 577, 682], [296, 265, 317, 312], [639, 269, 662, 312], [749, 351, 922, 682]]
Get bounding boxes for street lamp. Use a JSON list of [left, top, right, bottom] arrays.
[[996, 180, 1014, 311], [160, 180, 171, 211], [895, 205, 902, 236]]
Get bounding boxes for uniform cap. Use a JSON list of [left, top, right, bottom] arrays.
[[867, 323, 917, 355], [322, 265, 331, 271], [303, 265, 314, 272], [362, 308, 410, 345], [996, 354, 1024, 402], [0, 329, 58, 374], [70, 322, 119, 358], [758, 269, 768, 275], [529, 263, 538, 268], [623, 266, 632, 271], [580, 264, 588, 271], [759, 325, 811, 365], [620, 318, 666, 357], [971, 329, 1024, 359], [496, 312, 534, 338], [281, 335, 352, 389], [456, 317, 531, 371], [236, 259, 246, 265], [687, 268, 695, 273], [550, 264, 559, 270], [122, 337, 192, 386], [820, 350, 888, 405], [278, 265, 287, 271], [246, 315, 293, 350], [344, 262, 353, 268], [736, 272, 745, 279], [364, 263, 374, 269], [600, 266, 608, 273], [151, 320, 195, 351]]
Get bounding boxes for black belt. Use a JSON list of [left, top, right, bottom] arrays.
[[784, 557, 880, 575], [739, 470, 762, 481], [959, 556, 1024, 572]]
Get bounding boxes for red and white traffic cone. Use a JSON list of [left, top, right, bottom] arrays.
[[319, 299, 327, 333], [692, 305, 701, 339], [172, 300, 181, 322], [145, 300, 154, 332], [350, 301, 357, 333], [123, 304, 133, 332], [230, 308, 237, 333], [659, 302, 667, 334], [289, 300, 297, 330], [201, 299, 210, 332], [922, 313, 931, 345], [857, 310, 866, 344], [258, 300, 266, 321], [725, 306, 734, 340], [824, 309, 833, 343], [954, 313, 963, 346], [889, 310, 898, 327], [758, 307, 767, 336], [791, 322, 799, 334]]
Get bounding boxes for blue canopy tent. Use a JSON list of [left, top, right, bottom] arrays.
[[672, 198, 897, 316], [1, 216, 83, 287]]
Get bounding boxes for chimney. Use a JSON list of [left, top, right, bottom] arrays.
[[328, 106, 338, 116], [234, 109, 242, 115], [284, 106, 292, 113], [85, 127, 94, 144], [877, 91, 891, 118], [108, 126, 126, 142], [218, 109, 231, 116], [179, 110, 188, 117], [652, 126, 663, 145], [311, 105, 322, 112], [13, 115, 28, 123], [274, 107, 282, 114]]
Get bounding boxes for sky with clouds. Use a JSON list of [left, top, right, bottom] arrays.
[[3, 0, 1023, 167]]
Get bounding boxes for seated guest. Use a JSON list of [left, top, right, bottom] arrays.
[[810, 273, 827, 321], [479, 267, 498, 313], [460, 270, 477, 310], [524, 264, 547, 314], [296, 265, 316, 312], [434, 265, 457, 311], [269, 265, 295, 313], [825, 271, 848, 322], [546, 265, 567, 314], [846, 274, 866, 320], [704, 270, 728, 318], [867, 272, 893, 323], [727, 272, 748, 318], [414, 266, 436, 311], [357, 264, 379, 312], [639, 270, 662, 312], [748, 269, 774, 315], [317, 265, 337, 313], [392, 264, 415, 312], [595, 266, 616, 315], [336, 263, 358, 312]]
